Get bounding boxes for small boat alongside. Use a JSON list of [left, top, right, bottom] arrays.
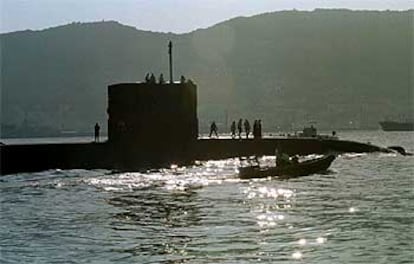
[[379, 121, 414, 131], [239, 155, 336, 179]]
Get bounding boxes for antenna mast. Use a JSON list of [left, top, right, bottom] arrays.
[[168, 41, 173, 83]]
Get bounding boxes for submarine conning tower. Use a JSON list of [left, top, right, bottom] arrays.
[[107, 81, 198, 167]]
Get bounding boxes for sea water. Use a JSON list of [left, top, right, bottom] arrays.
[[1, 131, 413, 263]]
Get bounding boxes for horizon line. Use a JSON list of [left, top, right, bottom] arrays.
[[1, 8, 412, 35]]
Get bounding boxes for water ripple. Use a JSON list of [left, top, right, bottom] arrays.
[[1, 132, 414, 263]]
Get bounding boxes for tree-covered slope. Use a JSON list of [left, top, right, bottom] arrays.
[[1, 9, 412, 136]]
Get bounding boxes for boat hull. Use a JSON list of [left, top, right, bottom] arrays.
[[239, 155, 336, 179], [379, 121, 414, 131]]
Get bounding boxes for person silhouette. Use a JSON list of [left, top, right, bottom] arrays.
[[94, 123, 100, 142], [209, 121, 218, 138], [159, 73, 165, 84], [180, 75, 186, 83], [237, 119, 243, 139], [145, 73, 150, 83], [149, 73, 156, 83], [275, 148, 290, 167], [253, 120, 258, 139], [258, 119, 262, 139], [230, 121, 236, 139], [244, 119, 251, 139]]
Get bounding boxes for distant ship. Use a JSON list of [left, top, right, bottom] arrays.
[[379, 121, 414, 131]]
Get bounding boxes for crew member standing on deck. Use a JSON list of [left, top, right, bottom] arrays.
[[209, 121, 218, 138], [237, 119, 243, 139], [244, 119, 251, 139], [253, 120, 258, 139], [230, 121, 236, 139], [94, 123, 100, 142], [258, 119, 262, 139]]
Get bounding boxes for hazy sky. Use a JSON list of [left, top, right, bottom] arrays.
[[1, 0, 412, 33]]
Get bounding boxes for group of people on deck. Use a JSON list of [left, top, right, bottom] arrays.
[[144, 73, 165, 84], [208, 120, 299, 167], [144, 73, 190, 84], [209, 119, 263, 139]]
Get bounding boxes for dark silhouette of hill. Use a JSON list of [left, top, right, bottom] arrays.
[[1, 10, 413, 136]]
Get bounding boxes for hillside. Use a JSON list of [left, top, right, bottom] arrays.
[[1, 9, 413, 136]]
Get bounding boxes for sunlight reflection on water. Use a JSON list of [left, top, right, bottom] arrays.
[[85, 159, 245, 193], [1, 131, 414, 263]]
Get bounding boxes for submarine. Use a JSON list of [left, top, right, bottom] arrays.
[[0, 42, 392, 175], [0, 78, 391, 175]]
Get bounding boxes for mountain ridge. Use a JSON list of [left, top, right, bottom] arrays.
[[1, 9, 412, 136]]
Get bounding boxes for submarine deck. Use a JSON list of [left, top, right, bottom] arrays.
[[1, 137, 388, 175]]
